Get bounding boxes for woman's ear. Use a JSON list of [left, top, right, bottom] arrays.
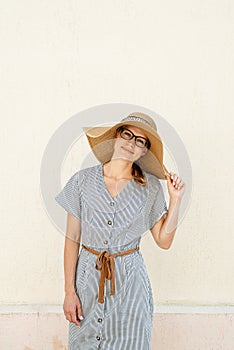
[[141, 148, 148, 156], [114, 127, 122, 138]]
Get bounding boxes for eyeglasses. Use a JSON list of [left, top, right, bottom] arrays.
[[118, 127, 150, 148]]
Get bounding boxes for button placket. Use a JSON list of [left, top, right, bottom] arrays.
[[107, 201, 115, 226], [96, 304, 104, 345], [105, 199, 116, 246]]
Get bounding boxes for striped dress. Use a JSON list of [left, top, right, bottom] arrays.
[[55, 163, 168, 350]]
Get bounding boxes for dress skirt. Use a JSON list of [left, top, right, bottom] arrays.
[[68, 245, 154, 350]]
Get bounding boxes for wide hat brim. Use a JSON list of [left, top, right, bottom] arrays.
[[82, 119, 170, 180]]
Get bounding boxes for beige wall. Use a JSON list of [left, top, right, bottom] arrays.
[[0, 0, 233, 349]]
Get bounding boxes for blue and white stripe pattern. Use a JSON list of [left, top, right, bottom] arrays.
[[55, 163, 168, 349]]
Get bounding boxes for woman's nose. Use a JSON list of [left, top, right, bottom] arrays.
[[127, 138, 135, 147]]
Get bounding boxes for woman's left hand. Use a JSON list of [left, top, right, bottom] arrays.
[[166, 172, 185, 200]]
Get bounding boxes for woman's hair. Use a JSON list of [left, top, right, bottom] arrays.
[[115, 125, 150, 186], [131, 162, 147, 186]]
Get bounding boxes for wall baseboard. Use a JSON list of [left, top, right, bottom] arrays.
[[0, 304, 234, 314]]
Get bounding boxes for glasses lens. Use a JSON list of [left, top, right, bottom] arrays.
[[121, 129, 133, 140], [135, 138, 147, 148]]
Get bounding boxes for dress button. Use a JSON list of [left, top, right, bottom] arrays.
[[104, 240, 108, 244], [110, 201, 115, 206], [98, 318, 103, 323], [96, 335, 101, 341], [108, 220, 112, 225]]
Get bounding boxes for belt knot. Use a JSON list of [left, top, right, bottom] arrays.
[[81, 244, 140, 303], [95, 250, 115, 302]]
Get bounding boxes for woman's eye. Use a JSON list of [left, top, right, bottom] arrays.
[[123, 131, 132, 138], [137, 139, 145, 145]]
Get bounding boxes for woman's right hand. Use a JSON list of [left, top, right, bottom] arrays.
[[63, 291, 83, 327]]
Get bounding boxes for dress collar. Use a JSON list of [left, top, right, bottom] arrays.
[[96, 162, 135, 199], [92, 162, 148, 213]]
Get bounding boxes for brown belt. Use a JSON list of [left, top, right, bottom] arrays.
[[81, 244, 140, 303]]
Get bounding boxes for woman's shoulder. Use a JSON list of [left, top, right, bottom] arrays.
[[71, 163, 100, 187]]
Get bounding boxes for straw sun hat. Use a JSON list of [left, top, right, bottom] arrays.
[[82, 112, 170, 180]]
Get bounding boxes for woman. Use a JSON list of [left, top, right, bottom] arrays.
[[55, 112, 185, 349]]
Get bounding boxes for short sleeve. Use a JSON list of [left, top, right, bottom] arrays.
[[148, 180, 168, 229], [55, 172, 82, 220]]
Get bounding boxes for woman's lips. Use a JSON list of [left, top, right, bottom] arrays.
[[122, 146, 134, 154]]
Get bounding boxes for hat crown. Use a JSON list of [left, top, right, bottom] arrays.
[[121, 112, 157, 131]]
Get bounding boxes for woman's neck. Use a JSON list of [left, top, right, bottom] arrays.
[[103, 160, 133, 180]]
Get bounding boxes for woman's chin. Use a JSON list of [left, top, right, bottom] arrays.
[[111, 153, 134, 162]]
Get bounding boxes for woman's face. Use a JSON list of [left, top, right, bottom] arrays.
[[113, 125, 149, 162]]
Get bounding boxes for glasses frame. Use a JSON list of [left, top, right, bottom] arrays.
[[117, 126, 151, 149]]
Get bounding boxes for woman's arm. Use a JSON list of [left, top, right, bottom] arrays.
[[150, 172, 185, 250], [63, 213, 83, 326], [150, 197, 182, 250], [64, 213, 81, 294]]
